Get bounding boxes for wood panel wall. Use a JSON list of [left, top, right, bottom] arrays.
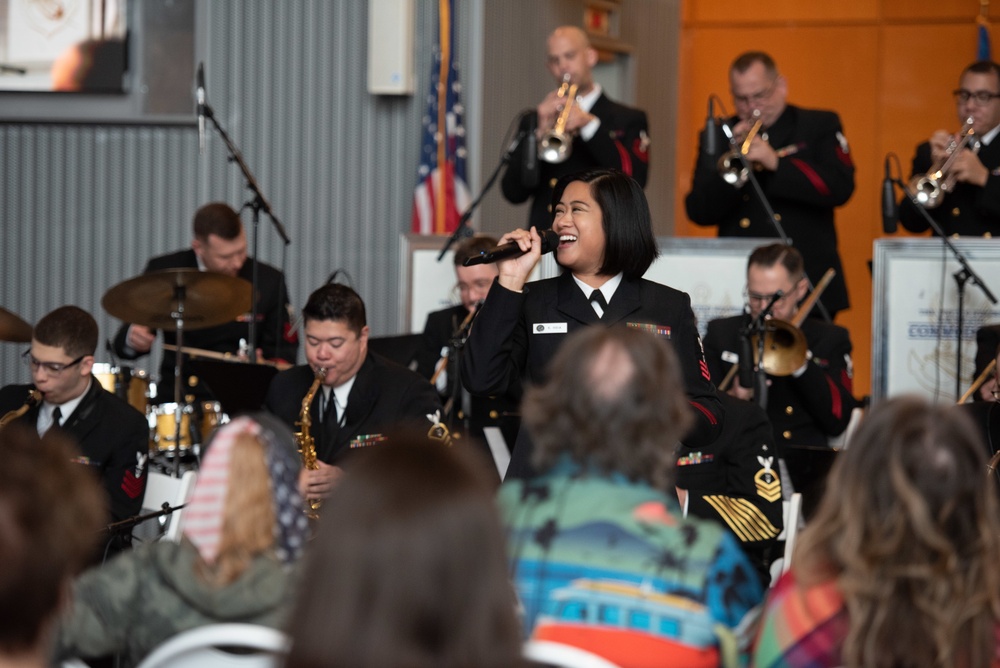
[[674, 0, 1000, 396]]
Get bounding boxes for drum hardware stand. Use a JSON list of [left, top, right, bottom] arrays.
[[888, 171, 998, 400], [719, 119, 832, 323], [200, 90, 291, 363], [171, 285, 187, 478]]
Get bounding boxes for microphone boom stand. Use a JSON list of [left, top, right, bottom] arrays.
[[894, 179, 998, 399], [720, 120, 832, 322], [437, 130, 526, 261], [202, 101, 291, 364], [740, 290, 785, 411]]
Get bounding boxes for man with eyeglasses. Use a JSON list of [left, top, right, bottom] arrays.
[[0, 306, 148, 554], [703, 244, 857, 455], [410, 235, 519, 473], [685, 51, 855, 318], [899, 60, 1000, 237]]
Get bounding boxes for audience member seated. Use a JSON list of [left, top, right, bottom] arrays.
[[501, 326, 764, 668], [0, 425, 105, 668], [753, 396, 1000, 667], [284, 436, 524, 668], [54, 414, 309, 668]]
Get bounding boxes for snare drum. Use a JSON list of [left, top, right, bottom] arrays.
[[93, 363, 151, 415], [149, 403, 197, 453]]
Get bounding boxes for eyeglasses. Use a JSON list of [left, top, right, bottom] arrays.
[[992, 382, 1000, 400], [744, 286, 795, 306], [733, 78, 778, 107], [21, 349, 86, 374], [953, 89, 1000, 105]]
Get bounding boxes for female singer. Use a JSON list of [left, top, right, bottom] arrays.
[[462, 168, 723, 479]]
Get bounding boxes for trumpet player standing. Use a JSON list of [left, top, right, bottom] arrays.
[[501, 26, 650, 231], [899, 61, 1000, 237], [686, 52, 855, 318]]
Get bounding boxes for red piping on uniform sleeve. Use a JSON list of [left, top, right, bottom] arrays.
[[789, 157, 831, 196], [690, 400, 719, 425], [613, 139, 633, 176], [825, 375, 842, 420]]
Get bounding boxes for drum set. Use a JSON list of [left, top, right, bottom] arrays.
[[99, 268, 255, 474]]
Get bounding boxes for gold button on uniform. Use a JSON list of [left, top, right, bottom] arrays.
[[782, 430, 792, 440], [952, 207, 961, 217], [987, 232, 993, 239], [489, 410, 499, 419], [457, 410, 465, 420], [739, 217, 751, 229], [774, 213, 782, 222], [785, 405, 794, 415]]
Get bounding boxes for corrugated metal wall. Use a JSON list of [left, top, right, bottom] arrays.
[[0, 0, 453, 385]]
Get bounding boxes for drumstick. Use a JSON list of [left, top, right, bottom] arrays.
[[162, 343, 291, 370]]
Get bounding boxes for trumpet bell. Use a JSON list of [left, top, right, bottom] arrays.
[[539, 132, 571, 163], [906, 173, 942, 209], [717, 152, 749, 187], [753, 319, 808, 377]]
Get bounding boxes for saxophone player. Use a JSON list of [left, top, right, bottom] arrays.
[[264, 284, 442, 504], [899, 61, 1000, 237]]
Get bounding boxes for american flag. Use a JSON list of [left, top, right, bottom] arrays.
[[411, 0, 470, 235]]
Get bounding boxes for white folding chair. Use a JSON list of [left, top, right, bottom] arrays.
[[134, 470, 197, 544], [523, 640, 623, 668], [135, 623, 289, 668], [769, 491, 803, 584], [482, 425, 511, 481]]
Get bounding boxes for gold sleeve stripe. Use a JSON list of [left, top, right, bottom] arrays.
[[703, 495, 780, 542]]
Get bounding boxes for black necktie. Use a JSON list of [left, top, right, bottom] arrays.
[[51, 406, 62, 428], [589, 289, 608, 318]]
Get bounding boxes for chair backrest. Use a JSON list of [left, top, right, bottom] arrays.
[[135, 623, 289, 668], [134, 470, 197, 543], [769, 491, 804, 584], [523, 640, 623, 668]]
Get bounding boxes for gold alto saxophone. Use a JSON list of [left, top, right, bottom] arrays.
[[295, 368, 326, 518], [0, 389, 42, 429]]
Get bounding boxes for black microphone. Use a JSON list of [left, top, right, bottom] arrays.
[[704, 97, 717, 156], [463, 229, 560, 266], [882, 155, 898, 234], [522, 112, 539, 189], [196, 63, 206, 155]]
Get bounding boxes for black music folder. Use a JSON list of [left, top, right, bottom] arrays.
[[189, 358, 278, 415]]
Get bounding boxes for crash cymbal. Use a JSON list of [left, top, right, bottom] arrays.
[[102, 268, 252, 331], [0, 307, 32, 343]]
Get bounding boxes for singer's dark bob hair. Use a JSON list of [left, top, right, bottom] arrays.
[[550, 169, 659, 281]]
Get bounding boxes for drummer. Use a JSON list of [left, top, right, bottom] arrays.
[[0, 306, 149, 556], [110, 203, 299, 403]]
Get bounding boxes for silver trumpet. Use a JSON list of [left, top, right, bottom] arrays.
[[907, 117, 978, 209]]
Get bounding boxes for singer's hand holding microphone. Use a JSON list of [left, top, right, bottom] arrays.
[[466, 227, 559, 293]]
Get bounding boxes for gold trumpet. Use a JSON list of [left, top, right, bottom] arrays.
[[539, 74, 579, 164], [718, 268, 835, 391], [907, 117, 977, 209], [717, 110, 763, 188]]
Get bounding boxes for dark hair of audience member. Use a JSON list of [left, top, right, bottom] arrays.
[[524, 325, 693, 490], [550, 169, 659, 280], [284, 436, 524, 668], [0, 425, 105, 656], [794, 396, 1000, 668]]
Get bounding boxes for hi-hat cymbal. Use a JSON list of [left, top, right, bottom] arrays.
[[102, 268, 252, 331], [0, 308, 32, 343]]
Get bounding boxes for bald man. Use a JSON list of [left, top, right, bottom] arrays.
[[501, 26, 650, 231]]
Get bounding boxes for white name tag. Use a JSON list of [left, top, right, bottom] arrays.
[[532, 322, 568, 334], [722, 350, 739, 363]]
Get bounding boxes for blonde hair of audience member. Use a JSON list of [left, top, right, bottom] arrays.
[[0, 425, 105, 664], [284, 436, 523, 668], [194, 432, 276, 587], [525, 325, 693, 490], [793, 396, 1000, 668]]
